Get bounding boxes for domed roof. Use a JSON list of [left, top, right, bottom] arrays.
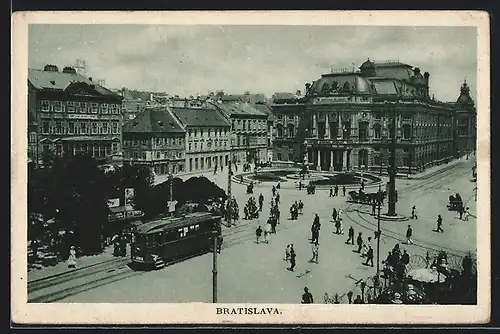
[[359, 58, 374, 70], [456, 80, 474, 105]]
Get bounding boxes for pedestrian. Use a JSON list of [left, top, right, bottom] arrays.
[[458, 205, 464, 220], [332, 208, 338, 222], [346, 226, 355, 245], [372, 203, 376, 215], [276, 192, 280, 205], [353, 295, 364, 304], [301, 287, 313, 304], [272, 186, 276, 197], [68, 245, 77, 268], [338, 218, 344, 235], [335, 219, 341, 234], [214, 164, 218, 175], [342, 185, 346, 197], [436, 215, 444, 233], [329, 187, 333, 197], [298, 180, 302, 190], [405, 225, 413, 244], [362, 237, 372, 257], [311, 241, 319, 263], [356, 233, 364, 253], [364, 246, 374, 267], [258, 193, 264, 212], [335, 184, 339, 196], [411, 205, 418, 219], [285, 244, 291, 262], [338, 209, 343, 221], [289, 245, 296, 271], [255, 226, 262, 244], [464, 207, 470, 221]]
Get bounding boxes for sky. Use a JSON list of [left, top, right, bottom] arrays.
[[28, 25, 477, 102]]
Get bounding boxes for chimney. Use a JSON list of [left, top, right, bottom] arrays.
[[89, 77, 93, 81]]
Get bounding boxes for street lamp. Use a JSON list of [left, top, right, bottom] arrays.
[[212, 230, 218, 303], [386, 102, 398, 216], [376, 185, 382, 274], [168, 173, 174, 216]]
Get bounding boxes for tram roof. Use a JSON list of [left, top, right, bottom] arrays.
[[135, 212, 220, 235]]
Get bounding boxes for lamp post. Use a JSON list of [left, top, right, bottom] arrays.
[[168, 172, 174, 216], [376, 185, 382, 274], [227, 158, 233, 226], [212, 230, 218, 303], [387, 103, 398, 216]]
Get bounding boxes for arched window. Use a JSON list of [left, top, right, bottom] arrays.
[[373, 124, 382, 139], [330, 122, 338, 138], [276, 124, 283, 138], [342, 122, 351, 139], [358, 121, 369, 141], [287, 124, 295, 138], [402, 124, 411, 140]]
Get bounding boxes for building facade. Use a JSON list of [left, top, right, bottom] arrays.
[[271, 59, 471, 173], [211, 102, 269, 164], [122, 106, 186, 175], [171, 107, 231, 173], [253, 103, 275, 162], [454, 80, 477, 159], [28, 65, 124, 166]]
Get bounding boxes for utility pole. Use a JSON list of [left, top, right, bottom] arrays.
[[376, 189, 382, 274], [387, 103, 398, 216], [227, 159, 232, 226], [169, 173, 174, 216], [212, 230, 218, 303]]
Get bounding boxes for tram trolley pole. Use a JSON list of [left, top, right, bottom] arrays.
[[212, 230, 218, 303]]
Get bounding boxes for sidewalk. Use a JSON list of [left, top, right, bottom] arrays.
[[407, 156, 473, 180], [27, 245, 125, 282]]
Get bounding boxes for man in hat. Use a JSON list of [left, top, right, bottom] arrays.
[[436, 215, 444, 233], [289, 245, 296, 271], [364, 246, 374, 267], [302, 287, 313, 304], [356, 233, 364, 253], [346, 226, 355, 245]]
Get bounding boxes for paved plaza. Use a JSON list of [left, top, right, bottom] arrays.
[[55, 159, 476, 303]]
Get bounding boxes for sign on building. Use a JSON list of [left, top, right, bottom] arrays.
[[107, 198, 120, 208], [167, 200, 178, 213], [125, 188, 135, 209]]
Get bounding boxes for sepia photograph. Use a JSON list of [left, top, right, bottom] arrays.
[[11, 11, 490, 324]]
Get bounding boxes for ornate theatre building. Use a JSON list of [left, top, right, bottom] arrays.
[[271, 59, 476, 174]]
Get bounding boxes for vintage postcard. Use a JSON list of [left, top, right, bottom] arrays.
[[11, 11, 490, 325]]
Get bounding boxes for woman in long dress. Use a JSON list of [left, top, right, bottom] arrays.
[[68, 245, 77, 268]]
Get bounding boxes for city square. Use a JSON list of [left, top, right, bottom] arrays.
[[24, 23, 479, 306]]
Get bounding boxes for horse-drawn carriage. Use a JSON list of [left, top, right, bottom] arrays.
[[447, 193, 463, 211], [348, 190, 387, 205]]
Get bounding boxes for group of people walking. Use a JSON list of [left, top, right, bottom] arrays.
[[329, 184, 347, 197]]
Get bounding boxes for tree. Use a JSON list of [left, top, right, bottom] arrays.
[[43, 153, 111, 255]]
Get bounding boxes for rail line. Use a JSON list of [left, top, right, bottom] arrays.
[[343, 202, 473, 258]]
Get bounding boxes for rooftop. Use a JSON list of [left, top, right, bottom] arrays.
[[28, 68, 119, 98], [123, 107, 185, 133], [171, 107, 230, 128], [212, 102, 268, 117]]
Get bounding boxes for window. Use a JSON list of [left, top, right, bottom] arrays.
[[358, 122, 369, 141], [178, 227, 189, 238], [111, 104, 119, 114], [277, 125, 283, 137], [55, 121, 63, 134], [156, 152, 161, 159], [189, 158, 193, 172], [91, 122, 98, 134], [318, 122, 326, 139], [100, 121, 108, 134], [112, 143, 118, 153], [80, 102, 87, 113], [91, 103, 99, 113], [286, 124, 295, 138], [342, 122, 351, 139], [373, 124, 382, 139], [133, 151, 139, 159], [53, 101, 63, 112], [41, 100, 50, 112], [195, 158, 199, 170], [277, 152, 282, 160], [188, 142, 192, 151], [200, 129, 204, 137], [402, 124, 411, 140], [68, 122, 75, 134], [329, 122, 338, 138], [141, 152, 147, 160], [112, 122, 118, 134], [42, 121, 49, 134], [288, 153, 293, 161], [67, 101, 75, 113], [81, 122, 88, 134], [101, 103, 109, 114], [232, 121, 235, 130]]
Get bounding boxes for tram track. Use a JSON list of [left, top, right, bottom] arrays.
[[28, 257, 130, 293]]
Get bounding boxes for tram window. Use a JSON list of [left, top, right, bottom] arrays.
[[155, 232, 164, 246], [178, 227, 189, 238], [165, 230, 177, 242]]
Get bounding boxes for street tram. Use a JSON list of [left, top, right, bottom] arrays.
[[130, 212, 222, 270]]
